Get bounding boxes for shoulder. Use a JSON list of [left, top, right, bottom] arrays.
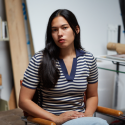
[[84, 51, 94, 58], [32, 51, 43, 60], [30, 51, 43, 64], [78, 50, 97, 68], [22, 51, 43, 89], [79, 50, 95, 62], [84, 51, 97, 69]]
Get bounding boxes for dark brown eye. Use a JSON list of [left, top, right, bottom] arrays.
[[63, 27, 67, 29], [52, 29, 57, 32]]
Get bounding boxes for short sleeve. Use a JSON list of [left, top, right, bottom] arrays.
[[87, 54, 98, 84], [22, 52, 43, 89]]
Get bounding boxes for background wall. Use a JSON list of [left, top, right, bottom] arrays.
[[0, 0, 13, 102], [26, 0, 124, 56]]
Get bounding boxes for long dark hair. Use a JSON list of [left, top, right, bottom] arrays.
[[40, 9, 83, 89]]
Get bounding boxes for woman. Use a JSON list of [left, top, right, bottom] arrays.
[[19, 9, 108, 125]]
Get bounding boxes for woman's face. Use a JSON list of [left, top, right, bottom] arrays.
[[51, 16, 75, 49]]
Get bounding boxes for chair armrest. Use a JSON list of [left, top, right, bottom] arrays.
[[96, 106, 123, 116], [27, 116, 56, 125]]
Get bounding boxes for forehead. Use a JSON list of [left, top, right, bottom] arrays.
[[51, 16, 69, 27]]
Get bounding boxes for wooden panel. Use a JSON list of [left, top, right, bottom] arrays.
[[27, 9, 35, 56], [5, 0, 29, 106], [25, 0, 35, 56], [0, 74, 2, 85], [9, 87, 17, 110]]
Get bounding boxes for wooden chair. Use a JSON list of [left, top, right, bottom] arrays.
[[20, 80, 125, 125]]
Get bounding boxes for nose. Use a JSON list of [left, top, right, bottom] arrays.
[[58, 28, 63, 37]]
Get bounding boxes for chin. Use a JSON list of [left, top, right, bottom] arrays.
[[58, 45, 69, 49], [56, 42, 73, 49]]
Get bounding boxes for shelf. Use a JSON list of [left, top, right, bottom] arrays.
[[97, 67, 125, 74], [0, 38, 9, 41], [96, 55, 125, 74], [96, 55, 125, 110], [96, 55, 125, 64]]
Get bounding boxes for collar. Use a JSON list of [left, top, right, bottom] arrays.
[[76, 49, 85, 58], [58, 49, 85, 60]]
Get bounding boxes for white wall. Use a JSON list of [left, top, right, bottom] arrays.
[[0, 0, 13, 102], [26, 0, 124, 56], [0, 41, 13, 101]]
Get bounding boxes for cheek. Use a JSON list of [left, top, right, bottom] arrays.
[[66, 28, 75, 39], [52, 34, 56, 41], [52, 34, 58, 45], [68, 32, 75, 41]]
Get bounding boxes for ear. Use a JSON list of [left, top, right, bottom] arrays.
[[75, 25, 80, 34]]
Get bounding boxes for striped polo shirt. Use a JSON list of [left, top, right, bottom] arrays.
[[22, 49, 98, 115]]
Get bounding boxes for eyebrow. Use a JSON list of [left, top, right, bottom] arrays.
[[51, 24, 69, 28]]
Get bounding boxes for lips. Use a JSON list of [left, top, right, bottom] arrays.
[[58, 39, 65, 43]]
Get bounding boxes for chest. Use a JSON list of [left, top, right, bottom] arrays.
[[63, 58, 73, 75], [41, 57, 90, 97], [57, 56, 90, 83]]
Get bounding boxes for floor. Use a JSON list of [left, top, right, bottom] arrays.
[[0, 108, 33, 125]]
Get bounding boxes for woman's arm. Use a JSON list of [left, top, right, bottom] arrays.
[[84, 82, 98, 117], [19, 86, 56, 121], [19, 86, 84, 125]]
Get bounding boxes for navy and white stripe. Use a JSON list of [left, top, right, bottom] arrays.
[[22, 49, 98, 115]]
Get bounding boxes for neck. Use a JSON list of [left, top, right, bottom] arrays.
[[59, 46, 76, 59]]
